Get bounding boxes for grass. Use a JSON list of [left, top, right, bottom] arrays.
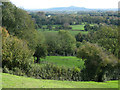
[[41, 56, 84, 69], [37, 24, 89, 36], [42, 30, 88, 36], [2, 73, 118, 88], [70, 25, 85, 30]]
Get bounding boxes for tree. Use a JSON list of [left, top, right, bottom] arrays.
[[57, 30, 76, 56], [2, 28, 32, 70], [88, 26, 118, 58], [75, 33, 83, 42], [45, 31, 76, 56], [84, 24, 91, 31], [33, 44, 47, 63], [33, 31, 47, 63], [47, 25, 52, 30], [45, 33, 59, 55], [2, 2, 35, 35], [77, 42, 118, 82], [2, 2, 38, 54]]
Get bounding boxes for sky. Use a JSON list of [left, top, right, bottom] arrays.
[[10, 0, 119, 9]]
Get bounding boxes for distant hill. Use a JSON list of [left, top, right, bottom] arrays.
[[27, 6, 117, 12]]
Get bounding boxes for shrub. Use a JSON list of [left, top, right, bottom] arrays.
[[26, 63, 82, 81], [12, 67, 26, 76], [2, 32, 32, 71], [3, 66, 9, 73], [77, 42, 118, 82]]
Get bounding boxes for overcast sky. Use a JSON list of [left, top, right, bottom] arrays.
[[10, 0, 119, 9]]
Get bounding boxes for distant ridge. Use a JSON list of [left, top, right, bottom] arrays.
[[27, 6, 118, 11]]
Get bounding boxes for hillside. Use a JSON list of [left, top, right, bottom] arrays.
[[2, 73, 118, 88]]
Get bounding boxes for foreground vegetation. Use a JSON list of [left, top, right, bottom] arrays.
[[2, 73, 118, 88]]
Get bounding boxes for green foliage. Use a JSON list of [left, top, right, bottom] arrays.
[[26, 63, 82, 81], [84, 24, 91, 31], [75, 32, 86, 42], [88, 26, 119, 57], [2, 2, 39, 54], [57, 30, 76, 55], [12, 67, 26, 76], [3, 66, 9, 73], [45, 30, 76, 56], [2, 33, 33, 70], [77, 42, 118, 82], [2, 2, 35, 35], [34, 44, 47, 63]]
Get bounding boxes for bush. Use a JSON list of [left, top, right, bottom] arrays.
[[77, 42, 118, 82], [3, 66, 9, 73], [26, 63, 82, 81], [2, 32, 32, 70], [12, 67, 26, 76]]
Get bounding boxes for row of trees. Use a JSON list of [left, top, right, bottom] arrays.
[[75, 25, 119, 58], [37, 23, 72, 30], [31, 11, 118, 27]]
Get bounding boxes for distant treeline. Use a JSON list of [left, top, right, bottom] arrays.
[[30, 11, 118, 28]]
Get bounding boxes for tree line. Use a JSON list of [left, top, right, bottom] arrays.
[[30, 11, 118, 29]]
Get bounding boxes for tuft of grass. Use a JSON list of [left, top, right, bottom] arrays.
[[2, 73, 118, 88]]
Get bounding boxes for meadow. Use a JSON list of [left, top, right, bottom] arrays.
[[38, 24, 89, 36], [70, 25, 85, 30], [41, 56, 84, 68], [2, 73, 118, 88]]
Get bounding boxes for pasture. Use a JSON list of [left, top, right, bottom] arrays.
[[41, 56, 84, 69], [37, 24, 89, 36], [70, 25, 85, 30]]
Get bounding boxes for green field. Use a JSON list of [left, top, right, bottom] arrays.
[[41, 56, 84, 68], [2, 73, 118, 88], [38, 24, 85, 30], [38, 24, 89, 36], [70, 25, 85, 30]]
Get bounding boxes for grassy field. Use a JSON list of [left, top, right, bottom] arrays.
[[38, 24, 85, 30], [2, 73, 118, 88], [38, 24, 89, 36], [70, 25, 85, 30], [41, 56, 84, 69]]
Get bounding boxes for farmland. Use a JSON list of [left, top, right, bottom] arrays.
[[37, 24, 89, 36], [40, 56, 84, 68]]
